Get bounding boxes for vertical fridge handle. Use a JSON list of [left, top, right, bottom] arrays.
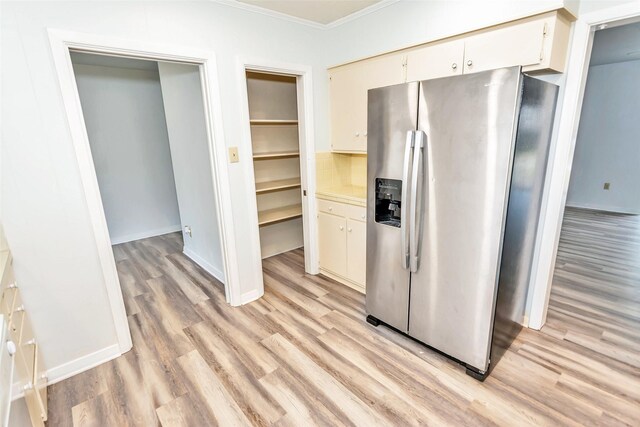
[[401, 131, 414, 269], [410, 131, 425, 273]]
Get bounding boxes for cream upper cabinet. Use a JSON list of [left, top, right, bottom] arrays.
[[463, 11, 571, 74], [329, 52, 404, 153], [328, 10, 573, 153], [329, 66, 361, 153], [406, 39, 465, 82]]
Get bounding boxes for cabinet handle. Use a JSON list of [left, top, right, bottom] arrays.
[[364, 132, 367, 137], [361, 214, 365, 219], [348, 228, 353, 232], [451, 63, 457, 70], [339, 225, 344, 231], [355, 132, 360, 137], [328, 207, 333, 211], [467, 60, 473, 67]]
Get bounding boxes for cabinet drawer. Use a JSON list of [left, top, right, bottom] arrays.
[[8, 308, 25, 345], [0, 284, 17, 317], [346, 205, 367, 222], [15, 339, 36, 389], [0, 253, 13, 295], [317, 199, 348, 217], [19, 341, 47, 425]]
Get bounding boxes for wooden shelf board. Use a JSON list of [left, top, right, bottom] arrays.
[[250, 119, 298, 125], [258, 204, 303, 226], [255, 178, 301, 194], [253, 150, 300, 160]]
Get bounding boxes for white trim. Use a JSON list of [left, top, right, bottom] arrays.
[[183, 248, 225, 283], [240, 289, 263, 305], [215, 0, 399, 30], [12, 343, 121, 400], [527, 1, 640, 329], [109, 225, 182, 245], [236, 56, 320, 289], [47, 30, 245, 370]]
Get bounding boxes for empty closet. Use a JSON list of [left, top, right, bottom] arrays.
[[246, 71, 304, 258], [71, 52, 225, 283]]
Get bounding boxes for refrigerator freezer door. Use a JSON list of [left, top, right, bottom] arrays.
[[366, 82, 419, 332], [409, 67, 522, 371], [492, 75, 558, 367]]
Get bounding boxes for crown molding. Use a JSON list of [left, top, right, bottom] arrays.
[[214, 0, 399, 30]]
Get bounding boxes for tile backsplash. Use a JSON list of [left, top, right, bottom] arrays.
[[316, 152, 367, 190]]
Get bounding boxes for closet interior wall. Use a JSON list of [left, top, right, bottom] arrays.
[[70, 53, 182, 245], [246, 71, 304, 258]]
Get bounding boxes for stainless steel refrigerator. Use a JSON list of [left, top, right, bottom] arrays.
[[365, 66, 558, 380]]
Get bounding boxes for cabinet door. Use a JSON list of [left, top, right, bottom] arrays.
[[406, 39, 465, 82], [358, 53, 405, 151], [329, 66, 361, 152], [329, 53, 404, 153], [463, 18, 547, 74], [346, 219, 366, 287], [318, 212, 347, 277]]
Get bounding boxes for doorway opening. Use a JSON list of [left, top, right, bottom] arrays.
[[238, 60, 318, 296], [543, 20, 640, 357], [247, 71, 305, 259], [70, 51, 227, 313], [49, 29, 243, 354]]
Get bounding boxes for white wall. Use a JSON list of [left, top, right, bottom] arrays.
[[566, 60, 640, 213], [72, 59, 182, 244], [157, 62, 225, 281], [0, 0, 327, 381]]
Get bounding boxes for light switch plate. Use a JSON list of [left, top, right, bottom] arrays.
[[229, 147, 239, 163]]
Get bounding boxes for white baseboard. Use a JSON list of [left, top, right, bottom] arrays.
[[183, 248, 225, 283], [110, 225, 182, 245], [240, 288, 263, 305], [12, 343, 122, 400]]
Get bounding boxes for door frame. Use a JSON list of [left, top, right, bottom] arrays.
[[236, 56, 319, 278], [527, 2, 640, 329], [48, 29, 243, 353]]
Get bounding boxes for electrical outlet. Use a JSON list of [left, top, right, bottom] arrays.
[[228, 147, 239, 163], [184, 225, 192, 237], [603, 182, 611, 190]]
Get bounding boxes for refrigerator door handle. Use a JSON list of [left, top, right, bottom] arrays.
[[410, 130, 426, 273], [401, 130, 415, 269]]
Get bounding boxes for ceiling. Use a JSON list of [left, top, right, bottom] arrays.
[[235, 0, 383, 25], [590, 21, 640, 66]]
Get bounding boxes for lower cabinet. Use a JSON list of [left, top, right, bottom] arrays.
[[317, 199, 366, 292], [346, 219, 366, 286], [0, 247, 47, 427], [318, 212, 347, 278]]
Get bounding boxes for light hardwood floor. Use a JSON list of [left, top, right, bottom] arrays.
[[47, 215, 640, 426]]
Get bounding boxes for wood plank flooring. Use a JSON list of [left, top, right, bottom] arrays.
[[47, 219, 640, 426]]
